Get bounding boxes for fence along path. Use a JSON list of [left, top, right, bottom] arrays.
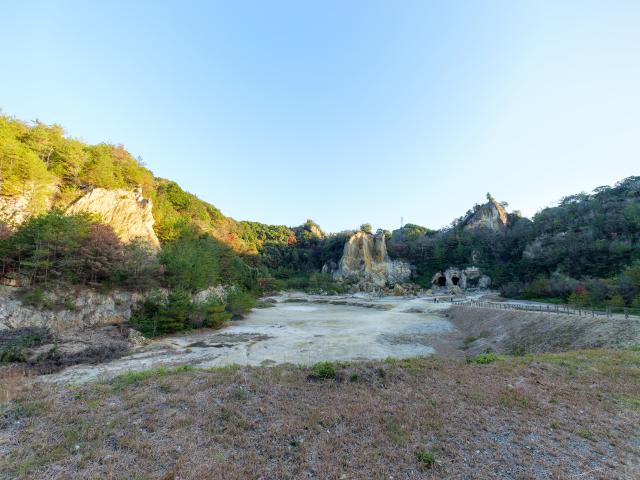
[[456, 300, 638, 320]]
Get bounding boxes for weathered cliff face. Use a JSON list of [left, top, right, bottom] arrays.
[[462, 200, 510, 232], [331, 231, 411, 287], [0, 286, 144, 333], [431, 266, 491, 290], [0, 182, 57, 227], [66, 187, 160, 248]]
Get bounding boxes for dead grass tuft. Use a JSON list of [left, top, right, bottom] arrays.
[[1, 350, 639, 479]]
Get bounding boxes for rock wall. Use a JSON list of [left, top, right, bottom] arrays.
[[0, 182, 57, 227], [330, 231, 411, 287], [0, 286, 144, 333], [66, 187, 160, 248], [431, 267, 491, 290]]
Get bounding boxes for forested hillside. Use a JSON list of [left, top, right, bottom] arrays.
[[1, 112, 639, 315], [389, 179, 640, 308], [0, 114, 342, 334]]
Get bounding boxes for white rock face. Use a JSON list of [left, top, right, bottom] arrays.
[[192, 285, 237, 304], [0, 286, 144, 333], [66, 187, 160, 248], [332, 231, 411, 287]]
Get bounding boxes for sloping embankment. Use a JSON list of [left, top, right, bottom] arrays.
[[447, 306, 640, 355]]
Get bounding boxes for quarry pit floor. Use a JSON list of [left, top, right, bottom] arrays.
[[47, 292, 470, 384]]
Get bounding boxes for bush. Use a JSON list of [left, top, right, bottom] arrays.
[[129, 290, 193, 337], [19, 287, 52, 309], [130, 289, 239, 337], [471, 352, 498, 364], [189, 300, 232, 329], [308, 361, 336, 380], [416, 450, 435, 468], [225, 291, 256, 318]]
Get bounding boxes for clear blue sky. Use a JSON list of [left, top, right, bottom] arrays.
[[1, 1, 639, 232]]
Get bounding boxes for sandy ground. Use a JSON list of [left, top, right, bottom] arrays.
[[32, 292, 640, 385], [43, 293, 458, 385]]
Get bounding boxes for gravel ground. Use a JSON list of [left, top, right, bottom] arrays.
[[1, 349, 639, 479]]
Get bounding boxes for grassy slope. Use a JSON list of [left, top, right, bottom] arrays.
[[1, 350, 639, 479]]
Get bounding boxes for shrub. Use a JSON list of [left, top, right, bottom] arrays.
[[225, 290, 256, 318], [191, 300, 232, 329], [472, 352, 498, 364], [129, 290, 193, 337], [308, 361, 336, 380], [416, 450, 435, 468]]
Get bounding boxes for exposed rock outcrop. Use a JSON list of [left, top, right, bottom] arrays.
[[192, 285, 237, 305], [0, 182, 57, 227], [293, 220, 326, 240], [328, 231, 411, 289], [0, 286, 144, 333], [432, 266, 491, 290], [66, 187, 160, 248], [462, 199, 510, 232]]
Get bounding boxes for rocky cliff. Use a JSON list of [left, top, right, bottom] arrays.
[[330, 231, 411, 287], [66, 187, 160, 248], [0, 286, 144, 333], [462, 199, 510, 231], [0, 182, 57, 227]]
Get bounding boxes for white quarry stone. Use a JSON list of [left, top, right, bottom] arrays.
[[66, 187, 160, 248]]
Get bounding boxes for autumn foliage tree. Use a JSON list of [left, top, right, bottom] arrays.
[[79, 223, 125, 284]]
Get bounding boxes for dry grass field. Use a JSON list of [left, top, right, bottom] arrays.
[[1, 349, 639, 479]]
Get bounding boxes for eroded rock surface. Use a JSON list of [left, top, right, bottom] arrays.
[[0, 286, 143, 333], [432, 266, 491, 290], [66, 187, 160, 248], [0, 182, 57, 227], [462, 199, 510, 231], [328, 231, 411, 289]]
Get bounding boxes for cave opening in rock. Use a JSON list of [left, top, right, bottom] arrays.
[[451, 276, 460, 286], [467, 277, 479, 288], [437, 276, 446, 287]]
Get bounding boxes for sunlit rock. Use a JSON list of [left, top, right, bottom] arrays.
[[66, 187, 160, 248], [329, 231, 411, 289]]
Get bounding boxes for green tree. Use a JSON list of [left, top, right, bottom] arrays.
[[360, 223, 372, 233]]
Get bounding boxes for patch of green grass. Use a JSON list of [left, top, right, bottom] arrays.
[[0, 399, 45, 422], [576, 429, 594, 440], [231, 386, 249, 401], [471, 352, 498, 364], [108, 365, 196, 391], [416, 450, 435, 468], [614, 394, 640, 411], [308, 361, 336, 380]]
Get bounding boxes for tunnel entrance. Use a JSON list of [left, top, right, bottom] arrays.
[[467, 277, 479, 288], [451, 276, 460, 286], [437, 276, 446, 287]]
